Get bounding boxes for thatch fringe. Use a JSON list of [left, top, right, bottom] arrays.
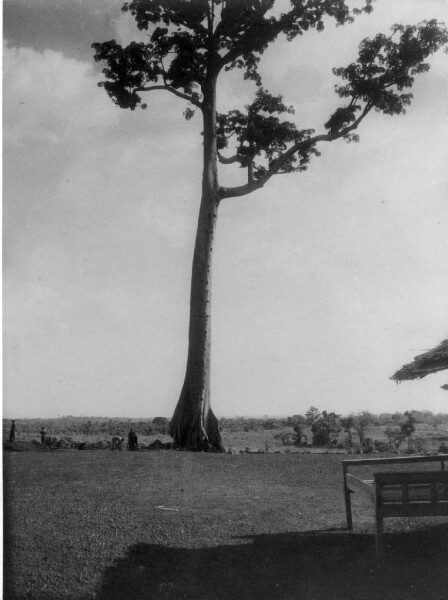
[[391, 339, 448, 382]]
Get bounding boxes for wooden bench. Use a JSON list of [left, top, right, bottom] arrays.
[[342, 455, 448, 560]]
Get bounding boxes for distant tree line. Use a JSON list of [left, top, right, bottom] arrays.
[[3, 410, 448, 454], [2, 416, 171, 438], [221, 408, 448, 454], [283, 407, 442, 454]]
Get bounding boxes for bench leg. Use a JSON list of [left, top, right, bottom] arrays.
[[344, 488, 353, 530], [375, 516, 384, 563], [342, 465, 353, 530]]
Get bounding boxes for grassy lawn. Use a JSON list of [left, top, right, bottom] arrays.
[[3, 450, 447, 600]]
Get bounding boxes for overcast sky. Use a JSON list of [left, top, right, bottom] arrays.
[[3, 0, 448, 420]]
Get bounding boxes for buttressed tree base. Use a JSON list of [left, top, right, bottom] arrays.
[[93, 1, 447, 451]]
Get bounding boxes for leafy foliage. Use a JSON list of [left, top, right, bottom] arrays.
[[327, 20, 448, 133], [310, 410, 341, 446], [92, 3, 448, 188], [217, 88, 318, 177], [352, 411, 374, 446], [341, 415, 355, 446], [91, 40, 162, 109], [305, 406, 321, 427], [401, 410, 416, 437]]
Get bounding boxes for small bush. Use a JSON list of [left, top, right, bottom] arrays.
[[373, 439, 393, 453], [361, 437, 375, 454], [277, 432, 296, 446], [412, 439, 428, 454], [152, 417, 170, 434]]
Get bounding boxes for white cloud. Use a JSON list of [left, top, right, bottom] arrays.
[[3, 45, 119, 147]]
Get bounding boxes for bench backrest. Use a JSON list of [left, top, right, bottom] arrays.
[[374, 470, 448, 518]]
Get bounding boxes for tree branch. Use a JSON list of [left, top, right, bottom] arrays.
[[216, 15, 283, 71], [213, 2, 275, 55], [217, 29, 276, 72], [217, 152, 242, 165], [247, 160, 255, 185], [135, 85, 203, 108], [220, 103, 372, 200]]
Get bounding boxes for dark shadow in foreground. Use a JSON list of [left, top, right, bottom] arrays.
[[92, 526, 447, 600]]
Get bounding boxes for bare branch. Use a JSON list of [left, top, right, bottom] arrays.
[[217, 152, 242, 165], [135, 85, 203, 108], [219, 180, 263, 199], [248, 160, 255, 185]]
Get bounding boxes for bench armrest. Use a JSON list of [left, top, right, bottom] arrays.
[[342, 454, 448, 468]]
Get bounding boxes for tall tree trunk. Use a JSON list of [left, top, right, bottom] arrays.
[[169, 76, 225, 452]]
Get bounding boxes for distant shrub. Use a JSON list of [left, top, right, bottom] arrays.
[[152, 417, 170, 434], [361, 437, 375, 454], [412, 439, 428, 454], [138, 423, 154, 436], [218, 418, 247, 432], [373, 439, 393, 453], [44, 436, 61, 449], [275, 432, 296, 446], [262, 418, 284, 430], [310, 411, 341, 447]]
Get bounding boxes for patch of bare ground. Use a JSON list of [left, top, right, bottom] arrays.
[[3, 451, 447, 599]]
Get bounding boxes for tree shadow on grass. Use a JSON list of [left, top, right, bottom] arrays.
[[93, 526, 448, 600]]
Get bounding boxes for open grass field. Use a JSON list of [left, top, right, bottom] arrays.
[[3, 449, 448, 600]]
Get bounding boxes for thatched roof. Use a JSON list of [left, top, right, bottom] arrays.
[[391, 339, 448, 384]]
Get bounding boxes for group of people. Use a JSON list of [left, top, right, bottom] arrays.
[[9, 420, 16, 442], [8, 420, 46, 446], [111, 429, 139, 450], [8, 420, 140, 451]]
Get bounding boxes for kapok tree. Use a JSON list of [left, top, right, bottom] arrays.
[[93, 1, 447, 452]]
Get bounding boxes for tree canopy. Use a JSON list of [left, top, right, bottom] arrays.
[[93, 2, 447, 201]]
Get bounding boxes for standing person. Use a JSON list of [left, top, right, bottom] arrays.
[[128, 428, 136, 451], [40, 427, 46, 448], [9, 420, 16, 442]]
